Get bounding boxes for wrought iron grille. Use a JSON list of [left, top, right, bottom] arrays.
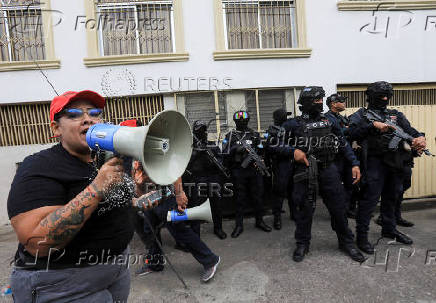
[[96, 0, 174, 56], [222, 0, 297, 50], [0, 94, 164, 146], [0, 0, 45, 61], [340, 88, 436, 108]]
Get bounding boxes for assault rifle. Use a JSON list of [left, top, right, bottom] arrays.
[[364, 109, 434, 157], [293, 155, 318, 211], [193, 135, 231, 179], [232, 131, 271, 177]]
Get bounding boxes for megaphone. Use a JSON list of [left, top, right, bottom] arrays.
[[86, 110, 193, 185], [167, 199, 213, 223]]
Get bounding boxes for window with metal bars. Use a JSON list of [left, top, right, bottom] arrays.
[[0, 95, 164, 146], [338, 86, 436, 108], [183, 92, 227, 134], [245, 89, 286, 131], [222, 0, 297, 50], [96, 0, 174, 56], [0, 0, 45, 61]]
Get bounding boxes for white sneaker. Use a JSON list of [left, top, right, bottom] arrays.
[[201, 256, 220, 282]]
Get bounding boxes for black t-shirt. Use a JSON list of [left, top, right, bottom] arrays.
[[7, 143, 135, 269]]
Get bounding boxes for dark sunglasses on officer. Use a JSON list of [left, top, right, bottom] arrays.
[[331, 95, 347, 103]]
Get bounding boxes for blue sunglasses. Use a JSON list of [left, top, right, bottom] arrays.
[[60, 108, 103, 120]]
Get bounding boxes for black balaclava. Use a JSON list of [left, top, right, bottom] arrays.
[[298, 86, 325, 116], [193, 120, 208, 143], [273, 109, 288, 126], [366, 81, 393, 111], [233, 111, 250, 131]]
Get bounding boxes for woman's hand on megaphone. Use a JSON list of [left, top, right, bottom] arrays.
[[91, 157, 124, 199], [176, 191, 188, 213]]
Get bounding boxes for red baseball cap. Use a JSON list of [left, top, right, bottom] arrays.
[[120, 119, 139, 127], [50, 90, 106, 121]]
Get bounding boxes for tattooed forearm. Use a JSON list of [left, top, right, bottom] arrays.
[[46, 205, 90, 244], [36, 185, 99, 248]]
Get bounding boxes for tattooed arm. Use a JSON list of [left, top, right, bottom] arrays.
[[10, 158, 124, 257]]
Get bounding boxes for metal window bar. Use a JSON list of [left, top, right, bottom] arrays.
[[0, 95, 164, 146], [0, 1, 44, 61], [97, 0, 173, 56], [339, 88, 436, 108], [223, 0, 295, 50]]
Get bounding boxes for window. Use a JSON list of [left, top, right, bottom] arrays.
[[0, 0, 58, 71], [213, 0, 310, 60], [223, 0, 297, 49], [96, 0, 174, 56], [245, 89, 287, 130], [0, 0, 45, 61], [338, 84, 436, 108], [183, 92, 227, 134], [84, 0, 188, 67]]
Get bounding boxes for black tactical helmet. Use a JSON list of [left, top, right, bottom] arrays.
[[326, 93, 348, 108], [298, 86, 325, 105], [273, 108, 287, 126], [193, 120, 207, 133], [193, 120, 208, 142], [233, 111, 250, 122], [366, 81, 393, 100]]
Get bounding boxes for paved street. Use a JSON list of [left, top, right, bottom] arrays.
[[0, 204, 435, 303]]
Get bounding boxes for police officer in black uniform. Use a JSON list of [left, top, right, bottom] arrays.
[[325, 94, 358, 219], [223, 111, 272, 238], [348, 81, 427, 254], [283, 86, 365, 263], [264, 109, 294, 230], [182, 120, 227, 239]]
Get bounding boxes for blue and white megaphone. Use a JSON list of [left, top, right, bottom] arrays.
[[86, 110, 193, 185], [167, 199, 213, 223]]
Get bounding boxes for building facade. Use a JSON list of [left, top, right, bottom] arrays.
[[1, 0, 436, 224]]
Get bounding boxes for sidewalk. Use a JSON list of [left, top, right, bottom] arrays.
[[1, 204, 435, 303]]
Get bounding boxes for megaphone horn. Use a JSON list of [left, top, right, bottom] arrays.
[[167, 200, 213, 223], [86, 110, 193, 185]]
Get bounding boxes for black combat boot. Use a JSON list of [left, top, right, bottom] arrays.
[[357, 235, 375, 254], [396, 217, 414, 227], [381, 229, 413, 244], [293, 244, 309, 262], [255, 219, 272, 232], [214, 228, 227, 240], [231, 225, 244, 238], [273, 214, 282, 230], [339, 243, 366, 263]]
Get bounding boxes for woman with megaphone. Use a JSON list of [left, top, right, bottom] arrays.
[[6, 91, 169, 303]]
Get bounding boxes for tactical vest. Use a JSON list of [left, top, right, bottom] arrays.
[[297, 117, 339, 164]]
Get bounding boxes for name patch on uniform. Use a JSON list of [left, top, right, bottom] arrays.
[[306, 120, 331, 130]]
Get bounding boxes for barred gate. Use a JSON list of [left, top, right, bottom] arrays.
[[0, 94, 164, 146]]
